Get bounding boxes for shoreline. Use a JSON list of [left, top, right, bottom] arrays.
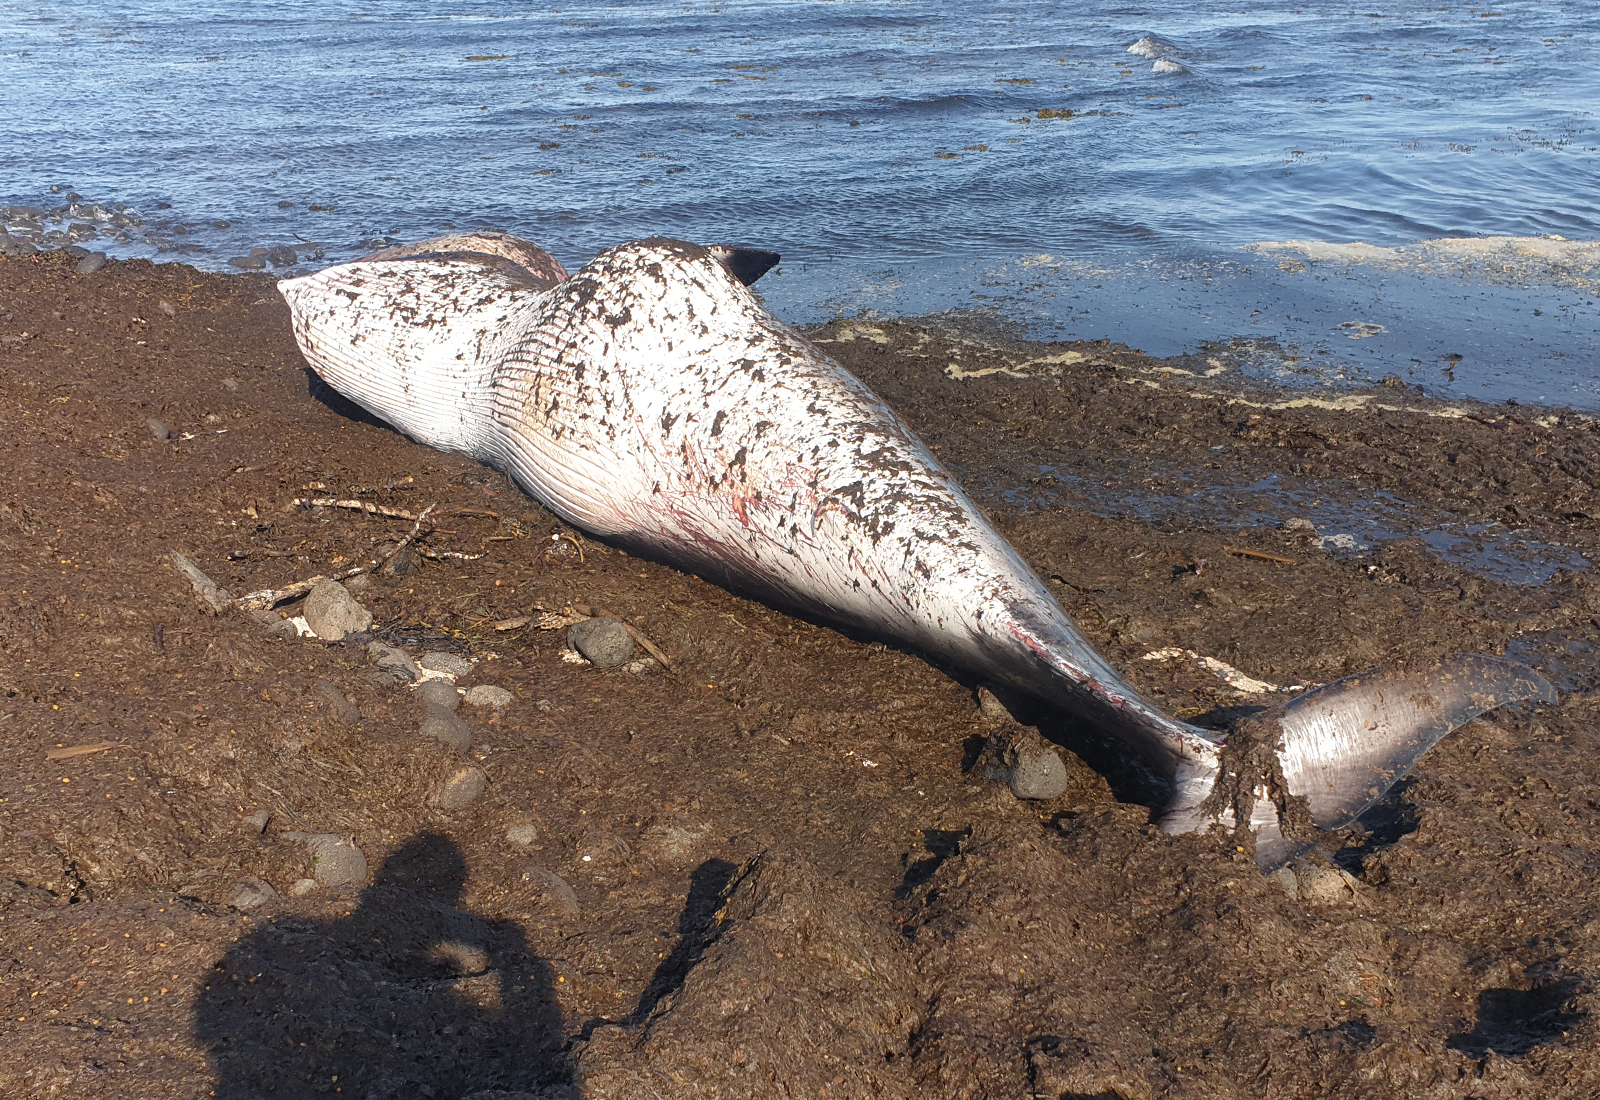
[[7, 212, 1600, 409], [2, 251, 1597, 1097]]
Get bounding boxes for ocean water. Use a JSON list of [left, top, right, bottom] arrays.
[[3, 0, 1598, 405]]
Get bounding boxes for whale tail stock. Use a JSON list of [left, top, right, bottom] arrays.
[[1150, 653, 1556, 868]]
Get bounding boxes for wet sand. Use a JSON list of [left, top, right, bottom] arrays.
[[1, 250, 1596, 1099]]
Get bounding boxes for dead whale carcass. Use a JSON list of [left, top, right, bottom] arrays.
[[278, 235, 1555, 866]]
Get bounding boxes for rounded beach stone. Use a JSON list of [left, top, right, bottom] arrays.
[[439, 766, 488, 810], [416, 678, 461, 712], [421, 712, 473, 752], [146, 417, 170, 440], [305, 834, 367, 887], [567, 617, 634, 668], [228, 877, 277, 910], [505, 824, 539, 847], [1007, 741, 1069, 800], [980, 727, 1069, 801], [367, 640, 421, 683], [303, 579, 372, 641], [419, 650, 473, 677], [1289, 858, 1360, 905], [464, 684, 513, 710]]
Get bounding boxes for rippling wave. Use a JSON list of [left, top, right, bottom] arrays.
[[2, 0, 1597, 403]]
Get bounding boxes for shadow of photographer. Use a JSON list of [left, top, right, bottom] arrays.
[[194, 833, 565, 1100]]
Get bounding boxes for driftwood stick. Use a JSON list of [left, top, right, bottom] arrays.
[[293, 497, 425, 521], [169, 551, 233, 614], [1222, 545, 1296, 565], [620, 623, 674, 672], [234, 570, 361, 612], [228, 502, 443, 612], [45, 741, 120, 761], [416, 547, 487, 562]]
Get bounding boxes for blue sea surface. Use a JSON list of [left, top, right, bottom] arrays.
[[3, 0, 1597, 403]]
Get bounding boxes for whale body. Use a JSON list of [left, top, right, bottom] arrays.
[[279, 235, 1555, 866]]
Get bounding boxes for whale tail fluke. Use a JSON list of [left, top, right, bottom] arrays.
[[1158, 653, 1556, 868]]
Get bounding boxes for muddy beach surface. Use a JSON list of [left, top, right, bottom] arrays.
[[1, 250, 1597, 1099]]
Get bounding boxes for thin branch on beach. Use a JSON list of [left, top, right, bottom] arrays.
[[169, 551, 233, 614], [45, 741, 120, 761], [172, 503, 442, 613], [293, 497, 427, 521], [1222, 545, 1296, 565], [416, 547, 487, 562]]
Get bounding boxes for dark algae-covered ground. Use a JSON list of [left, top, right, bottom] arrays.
[[1, 251, 1597, 1098]]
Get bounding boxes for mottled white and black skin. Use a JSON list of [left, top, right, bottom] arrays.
[[280, 236, 1555, 864]]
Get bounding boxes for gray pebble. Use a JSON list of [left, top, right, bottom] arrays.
[[241, 809, 270, 834], [419, 651, 473, 677], [158, 299, 177, 317], [0, 231, 37, 258], [567, 617, 634, 667], [464, 684, 513, 710], [303, 579, 372, 641], [505, 823, 539, 847], [228, 877, 277, 910], [302, 833, 367, 886], [438, 766, 488, 810], [289, 878, 318, 897], [1278, 857, 1360, 905], [220, 377, 238, 391], [228, 254, 267, 270], [146, 418, 170, 440], [367, 640, 422, 684], [421, 712, 473, 752], [980, 727, 1069, 801], [343, 572, 371, 594], [416, 678, 461, 713], [74, 251, 106, 274], [266, 244, 298, 267], [1282, 517, 1317, 532], [1005, 745, 1069, 800], [265, 617, 302, 640]]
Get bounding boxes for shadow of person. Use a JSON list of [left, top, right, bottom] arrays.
[[195, 833, 564, 1100]]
